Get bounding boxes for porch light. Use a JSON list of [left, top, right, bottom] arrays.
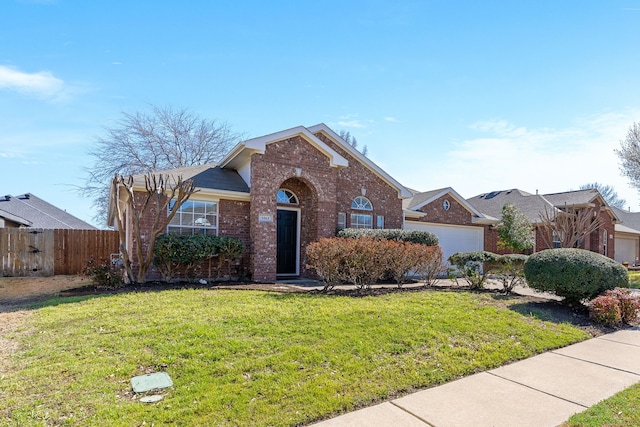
[[295, 167, 302, 177], [361, 187, 366, 196]]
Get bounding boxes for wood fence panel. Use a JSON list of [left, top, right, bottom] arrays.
[[0, 228, 119, 276], [0, 228, 54, 276], [53, 229, 120, 275]]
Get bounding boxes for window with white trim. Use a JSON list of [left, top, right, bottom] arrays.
[[168, 200, 218, 235], [377, 215, 385, 229], [350, 196, 373, 229], [552, 231, 561, 249], [277, 189, 298, 204]]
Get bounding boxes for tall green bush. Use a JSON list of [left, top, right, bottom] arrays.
[[524, 249, 628, 305]]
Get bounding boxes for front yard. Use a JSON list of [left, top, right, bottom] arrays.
[[0, 287, 590, 426]]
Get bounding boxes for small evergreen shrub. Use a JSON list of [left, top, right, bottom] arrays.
[[337, 228, 438, 246], [80, 256, 123, 289], [448, 251, 500, 289], [491, 254, 529, 293], [524, 249, 629, 305], [589, 288, 640, 326]]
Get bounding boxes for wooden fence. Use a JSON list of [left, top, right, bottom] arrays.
[[0, 228, 120, 277]]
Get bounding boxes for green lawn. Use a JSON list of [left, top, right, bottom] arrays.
[[564, 383, 640, 426], [1, 289, 589, 426], [628, 270, 640, 288]]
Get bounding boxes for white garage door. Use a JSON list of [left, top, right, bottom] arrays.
[[615, 236, 638, 264], [404, 221, 484, 263]]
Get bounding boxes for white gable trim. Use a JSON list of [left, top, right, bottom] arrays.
[[410, 187, 489, 219], [307, 123, 412, 199], [219, 125, 349, 170]]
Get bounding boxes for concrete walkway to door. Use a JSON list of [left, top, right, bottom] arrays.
[[307, 327, 640, 427]]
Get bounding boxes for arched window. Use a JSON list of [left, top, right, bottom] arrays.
[[351, 196, 372, 211], [277, 189, 298, 204], [350, 196, 373, 229]]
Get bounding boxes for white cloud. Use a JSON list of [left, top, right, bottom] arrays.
[[400, 111, 640, 210], [336, 120, 367, 128], [384, 116, 399, 123], [0, 65, 67, 100]]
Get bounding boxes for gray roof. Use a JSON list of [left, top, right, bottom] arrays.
[[132, 164, 250, 193], [403, 188, 449, 210], [542, 188, 601, 207], [612, 206, 640, 232], [0, 193, 96, 229], [467, 189, 555, 223]]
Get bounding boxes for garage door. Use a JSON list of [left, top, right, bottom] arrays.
[[404, 221, 484, 263], [615, 236, 638, 264]]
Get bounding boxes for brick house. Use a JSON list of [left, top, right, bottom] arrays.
[[466, 188, 619, 258], [109, 124, 412, 282], [402, 187, 497, 261]]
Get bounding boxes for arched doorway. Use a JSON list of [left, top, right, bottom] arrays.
[[276, 179, 318, 277]]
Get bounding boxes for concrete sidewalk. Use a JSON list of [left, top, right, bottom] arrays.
[[310, 328, 640, 427]]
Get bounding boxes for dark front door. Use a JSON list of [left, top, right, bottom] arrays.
[[277, 209, 298, 275]]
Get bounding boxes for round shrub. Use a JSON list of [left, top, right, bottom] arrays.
[[523, 249, 629, 304], [336, 228, 438, 246]]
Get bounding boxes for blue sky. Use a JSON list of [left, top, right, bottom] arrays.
[[2, 0, 640, 227]]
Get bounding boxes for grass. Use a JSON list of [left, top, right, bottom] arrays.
[[628, 270, 640, 288], [564, 383, 640, 426], [1, 289, 589, 426]]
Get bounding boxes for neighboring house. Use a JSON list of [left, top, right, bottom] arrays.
[[403, 187, 497, 262], [467, 188, 618, 258], [108, 124, 412, 282], [611, 206, 640, 265], [0, 193, 96, 230]]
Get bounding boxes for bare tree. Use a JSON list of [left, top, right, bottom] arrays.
[[339, 130, 368, 156], [616, 122, 640, 200], [538, 206, 604, 249], [579, 182, 627, 209], [111, 173, 197, 284], [83, 105, 240, 224]]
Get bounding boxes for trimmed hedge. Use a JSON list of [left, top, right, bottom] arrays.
[[337, 228, 438, 246], [524, 249, 628, 304], [306, 237, 444, 291], [153, 234, 245, 282]]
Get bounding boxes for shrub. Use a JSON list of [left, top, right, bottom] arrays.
[[216, 236, 246, 278], [413, 245, 446, 287], [306, 237, 433, 291], [306, 238, 349, 291], [337, 228, 438, 246], [80, 256, 123, 289], [589, 288, 640, 325], [491, 254, 528, 293], [448, 251, 500, 289], [153, 234, 245, 282], [588, 295, 622, 326], [524, 249, 629, 305]]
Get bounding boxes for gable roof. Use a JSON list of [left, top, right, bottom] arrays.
[[467, 189, 556, 223], [405, 187, 497, 224], [126, 164, 250, 194], [467, 188, 619, 224], [219, 125, 349, 170], [612, 206, 640, 234], [0, 193, 96, 229], [307, 124, 413, 199]]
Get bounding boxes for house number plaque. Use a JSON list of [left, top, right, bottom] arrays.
[[259, 213, 274, 223]]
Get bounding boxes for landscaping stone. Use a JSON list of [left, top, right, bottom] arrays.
[[131, 372, 173, 393]]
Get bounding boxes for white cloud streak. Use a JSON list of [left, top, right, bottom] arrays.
[[0, 65, 67, 100], [400, 112, 640, 211]]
